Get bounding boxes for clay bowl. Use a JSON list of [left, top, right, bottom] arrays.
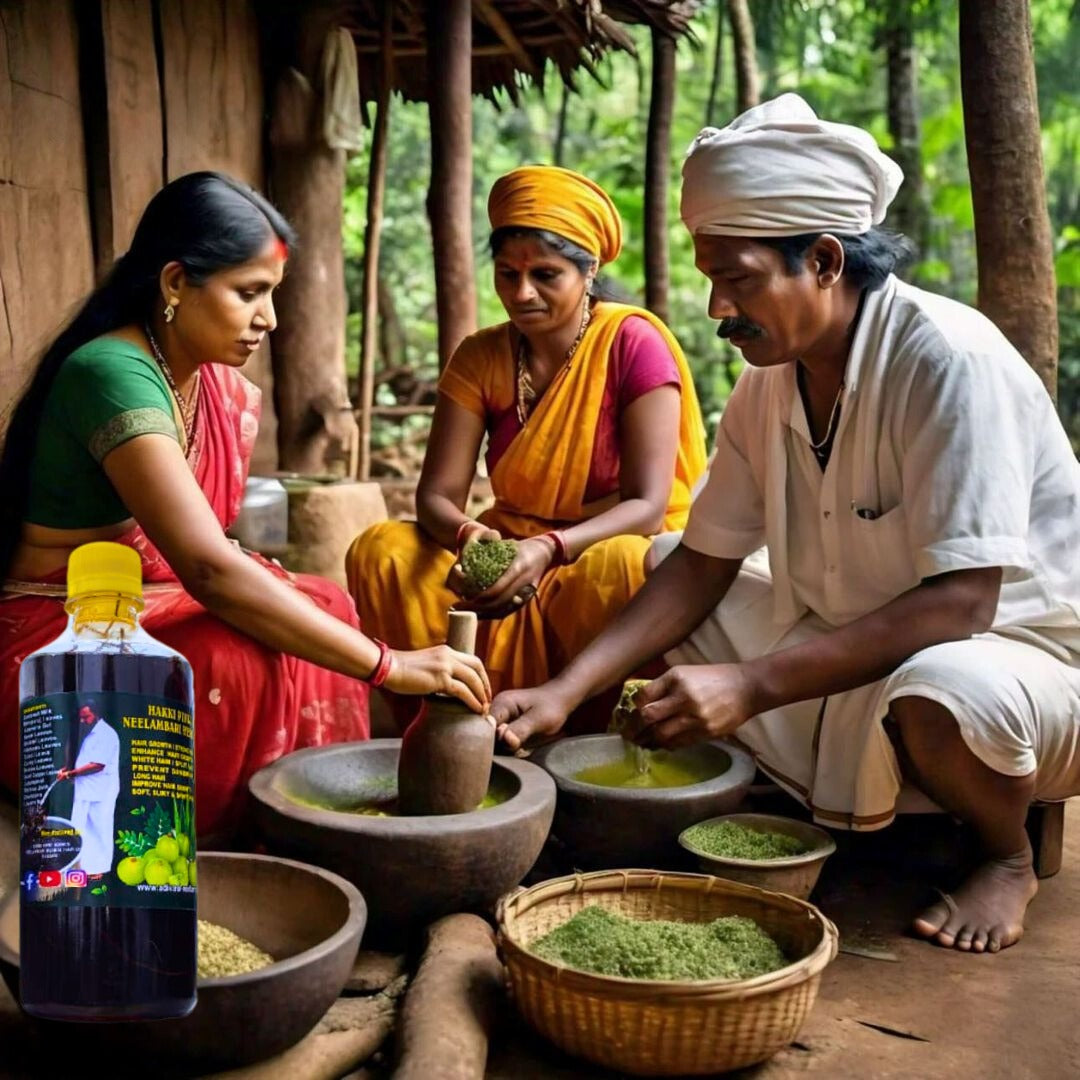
[[248, 738, 556, 945], [0, 852, 366, 1075], [531, 735, 756, 869], [679, 813, 837, 899]]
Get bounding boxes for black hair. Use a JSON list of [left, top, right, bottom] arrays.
[[756, 227, 916, 290], [0, 171, 295, 579], [488, 226, 627, 302]]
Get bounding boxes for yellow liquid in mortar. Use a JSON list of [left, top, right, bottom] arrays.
[[574, 745, 722, 789]]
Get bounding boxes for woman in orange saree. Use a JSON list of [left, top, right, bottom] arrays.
[[0, 173, 490, 840], [348, 166, 707, 728]]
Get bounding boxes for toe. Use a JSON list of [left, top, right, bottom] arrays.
[[955, 927, 974, 952], [913, 901, 951, 939], [972, 930, 989, 954]]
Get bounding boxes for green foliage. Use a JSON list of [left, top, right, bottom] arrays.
[[346, 0, 1077, 451], [115, 802, 172, 857]]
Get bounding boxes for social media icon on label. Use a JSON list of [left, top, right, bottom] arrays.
[[65, 870, 87, 887], [38, 870, 62, 888], [22, 873, 37, 892]]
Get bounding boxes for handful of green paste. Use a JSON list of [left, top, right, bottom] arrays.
[[683, 820, 811, 860], [531, 905, 787, 981], [460, 538, 518, 595]]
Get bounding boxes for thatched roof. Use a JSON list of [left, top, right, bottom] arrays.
[[343, 1, 702, 106]]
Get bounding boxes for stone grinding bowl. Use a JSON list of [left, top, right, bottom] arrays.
[[679, 813, 837, 899], [248, 738, 556, 945], [0, 852, 366, 1073], [530, 735, 756, 869]]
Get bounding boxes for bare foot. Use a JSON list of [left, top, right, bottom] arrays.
[[913, 847, 1037, 953]]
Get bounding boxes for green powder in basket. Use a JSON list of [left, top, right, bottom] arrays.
[[530, 905, 787, 981], [683, 820, 811, 860], [198, 920, 275, 978]]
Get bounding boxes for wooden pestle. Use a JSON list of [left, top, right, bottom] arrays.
[[397, 611, 496, 816]]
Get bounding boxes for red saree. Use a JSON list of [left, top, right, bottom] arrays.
[[0, 363, 369, 839]]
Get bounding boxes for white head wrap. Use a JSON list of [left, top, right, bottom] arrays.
[[681, 93, 903, 237]]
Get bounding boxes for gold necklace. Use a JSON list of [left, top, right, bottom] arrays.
[[806, 379, 845, 462], [145, 325, 199, 445], [516, 301, 592, 426]]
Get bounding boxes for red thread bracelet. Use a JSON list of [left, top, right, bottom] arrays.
[[365, 639, 393, 687]]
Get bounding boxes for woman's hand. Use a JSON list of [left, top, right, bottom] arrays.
[[444, 524, 503, 598], [490, 680, 576, 751], [624, 663, 757, 750], [382, 645, 492, 713], [455, 535, 557, 619]]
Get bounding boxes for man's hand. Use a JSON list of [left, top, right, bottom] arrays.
[[55, 768, 70, 781], [490, 681, 577, 751], [626, 664, 757, 750]]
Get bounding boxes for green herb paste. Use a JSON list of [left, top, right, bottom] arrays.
[[531, 905, 787, 981], [683, 820, 811, 860]]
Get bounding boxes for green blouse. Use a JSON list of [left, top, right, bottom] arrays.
[[26, 337, 180, 528]]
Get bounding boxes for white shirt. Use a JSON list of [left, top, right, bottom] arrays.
[[73, 719, 120, 802], [683, 275, 1080, 649]]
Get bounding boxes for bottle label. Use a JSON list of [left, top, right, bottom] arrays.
[[20, 692, 196, 910]]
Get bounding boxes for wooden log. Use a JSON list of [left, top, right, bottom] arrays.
[[426, 0, 477, 369], [393, 914, 504, 1080]]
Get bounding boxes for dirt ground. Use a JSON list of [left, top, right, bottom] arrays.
[[486, 799, 1080, 1080], [1, 800, 1078, 1078]]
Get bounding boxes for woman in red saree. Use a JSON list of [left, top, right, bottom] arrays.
[[0, 173, 489, 840]]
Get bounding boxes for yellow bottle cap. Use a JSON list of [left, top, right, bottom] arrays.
[[67, 542, 143, 600]]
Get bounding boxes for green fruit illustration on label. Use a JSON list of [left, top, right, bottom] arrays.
[[116, 857, 145, 886], [143, 858, 171, 886], [154, 835, 180, 863]]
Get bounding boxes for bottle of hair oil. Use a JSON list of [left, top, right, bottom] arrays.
[[19, 542, 196, 1020]]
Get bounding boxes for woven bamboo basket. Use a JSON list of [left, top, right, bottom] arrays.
[[497, 869, 839, 1076]]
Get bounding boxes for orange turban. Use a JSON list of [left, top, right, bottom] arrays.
[[488, 165, 623, 265]]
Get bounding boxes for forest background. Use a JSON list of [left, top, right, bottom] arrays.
[[342, 0, 1079, 465]]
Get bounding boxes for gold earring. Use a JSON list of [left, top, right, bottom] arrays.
[[164, 301, 177, 323]]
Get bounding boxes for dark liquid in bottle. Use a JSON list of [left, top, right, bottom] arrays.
[[20, 649, 196, 1021]]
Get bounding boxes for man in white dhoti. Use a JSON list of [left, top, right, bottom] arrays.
[[60, 700, 120, 876], [492, 94, 1080, 954]]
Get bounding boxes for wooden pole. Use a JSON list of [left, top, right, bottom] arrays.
[[427, 0, 476, 369], [644, 28, 676, 323], [358, 5, 394, 481], [959, 0, 1058, 397]]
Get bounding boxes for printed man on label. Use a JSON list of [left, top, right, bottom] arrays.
[[491, 94, 1080, 955], [59, 699, 120, 876]]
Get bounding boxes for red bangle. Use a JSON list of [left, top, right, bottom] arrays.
[[541, 530, 569, 565], [455, 520, 478, 550], [365, 639, 393, 688]]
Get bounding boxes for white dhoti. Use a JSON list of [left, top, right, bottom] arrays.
[[70, 797, 117, 873], [662, 547, 1080, 831]]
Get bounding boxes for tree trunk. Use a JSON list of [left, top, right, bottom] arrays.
[[884, 2, 926, 250], [427, 0, 476, 369], [268, 1, 357, 473], [959, 0, 1058, 397], [644, 29, 676, 323], [727, 0, 760, 114], [358, 4, 393, 480], [705, 0, 724, 127]]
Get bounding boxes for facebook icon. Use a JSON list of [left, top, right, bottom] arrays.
[[21, 872, 37, 892]]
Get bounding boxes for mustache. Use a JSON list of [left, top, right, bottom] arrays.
[[716, 317, 765, 340]]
